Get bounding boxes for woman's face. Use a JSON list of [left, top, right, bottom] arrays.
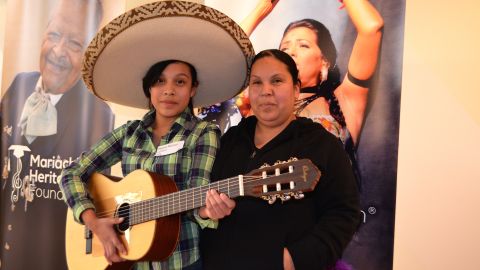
[[249, 56, 299, 128], [150, 62, 196, 121], [280, 27, 328, 87]]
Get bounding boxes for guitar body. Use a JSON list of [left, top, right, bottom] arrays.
[[65, 158, 321, 269], [65, 170, 180, 270]]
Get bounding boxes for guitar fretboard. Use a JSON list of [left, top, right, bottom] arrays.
[[129, 176, 242, 225]]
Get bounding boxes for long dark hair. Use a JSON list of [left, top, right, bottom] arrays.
[[142, 60, 198, 111], [284, 20, 360, 190], [284, 19, 337, 68], [283, 19, 345, 127]]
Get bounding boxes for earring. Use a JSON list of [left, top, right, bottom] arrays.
[[320, 66, 328, 84]]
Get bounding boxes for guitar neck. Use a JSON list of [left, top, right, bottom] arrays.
[[129, 176, 243, 225]]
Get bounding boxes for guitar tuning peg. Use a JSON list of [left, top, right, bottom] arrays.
[[280, 194, 291, 202], [274, 160, 286, 165], [260, 162, 270, 169], [268, 195, 277, 204], [293, 192, 305, 200], [261, 195, 277, 204], [287, 157, 298, 162]]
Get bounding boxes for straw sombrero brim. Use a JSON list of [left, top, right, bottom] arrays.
[[83, 1, 255, 109]]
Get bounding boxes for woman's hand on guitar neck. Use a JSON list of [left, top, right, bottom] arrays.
[[81, 209, 127, 265], [199, 189, 236, 220]]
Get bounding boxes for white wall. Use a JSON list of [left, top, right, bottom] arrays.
[[394, 0, 480, 269]]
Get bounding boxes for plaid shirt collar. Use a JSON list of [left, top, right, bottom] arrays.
[[141, 107, 195, 133]]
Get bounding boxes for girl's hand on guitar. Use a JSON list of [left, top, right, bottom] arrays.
[[82, 209, 127, 265], [199, 189, 236, 220]]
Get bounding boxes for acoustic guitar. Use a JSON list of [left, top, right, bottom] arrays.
[[65, 158, 320, 269]]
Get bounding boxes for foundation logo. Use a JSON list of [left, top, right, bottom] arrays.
[[2, 145, 74, 212], [5, 145, 33, 212]]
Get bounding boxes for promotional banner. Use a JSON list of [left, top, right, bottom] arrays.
[[0, 1, 124, 269], [201, 1, 405, 269], [0, 0, 403, 269]]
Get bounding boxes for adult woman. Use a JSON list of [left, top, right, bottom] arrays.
[[240, 0, 383, 146], [59, 2, 254, 269], [200, 49, 360, 270]]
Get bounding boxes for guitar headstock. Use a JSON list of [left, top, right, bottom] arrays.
[[243, 158, 321, 204]]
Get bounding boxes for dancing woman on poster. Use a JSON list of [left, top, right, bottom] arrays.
[[241, 0, 383, 146]]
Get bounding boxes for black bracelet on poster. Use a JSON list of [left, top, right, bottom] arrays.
[[347, 71, 373, 88]]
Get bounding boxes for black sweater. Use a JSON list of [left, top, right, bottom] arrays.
[[201, 116, 360, 270]]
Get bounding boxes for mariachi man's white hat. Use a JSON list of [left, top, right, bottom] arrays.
[[82, 0, 255, 109]]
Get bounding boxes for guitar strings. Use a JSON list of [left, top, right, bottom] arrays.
[[93, 169, 304, 221], [97, 176, 258, 218], [92, 160, 307, 220], [125, 173, 302, 224], [93, 174, 267, 219], [116, 166, 304, 222], [94, 174, 261, 219]]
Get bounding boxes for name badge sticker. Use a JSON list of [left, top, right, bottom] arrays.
[[155, 141, 185, 157]]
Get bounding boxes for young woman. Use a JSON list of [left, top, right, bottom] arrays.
[[58, 2, 254, 269], [200, 49, 360, 270], [60, 60, 219, 269]]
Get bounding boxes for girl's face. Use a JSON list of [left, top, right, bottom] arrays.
[[248, 56, 299, 128], [280, 27, 329, 87], [150, 62, 196, 121]]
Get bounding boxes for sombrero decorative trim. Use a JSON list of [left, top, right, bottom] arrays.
[[83, 1, 255, 109]]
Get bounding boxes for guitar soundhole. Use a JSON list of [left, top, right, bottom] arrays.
[[115, 203, 130, 233]]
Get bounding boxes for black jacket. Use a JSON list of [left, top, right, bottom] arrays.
[[201, 116, 360, 270]]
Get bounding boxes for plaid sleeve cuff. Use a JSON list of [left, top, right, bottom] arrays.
[[72, 199, 96, 224], [193, 208, 218, 229]]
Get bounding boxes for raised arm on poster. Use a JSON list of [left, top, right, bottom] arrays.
[[238, 0, 383, 145], [240, 0, 280, 36]]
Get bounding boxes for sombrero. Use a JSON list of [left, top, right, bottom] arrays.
[[82, 1, 255, 109]]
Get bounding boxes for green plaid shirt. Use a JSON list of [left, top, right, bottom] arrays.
[[59, 108, 220, 269]]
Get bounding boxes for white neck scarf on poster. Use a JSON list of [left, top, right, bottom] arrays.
[[17, 77, 61, 144]]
